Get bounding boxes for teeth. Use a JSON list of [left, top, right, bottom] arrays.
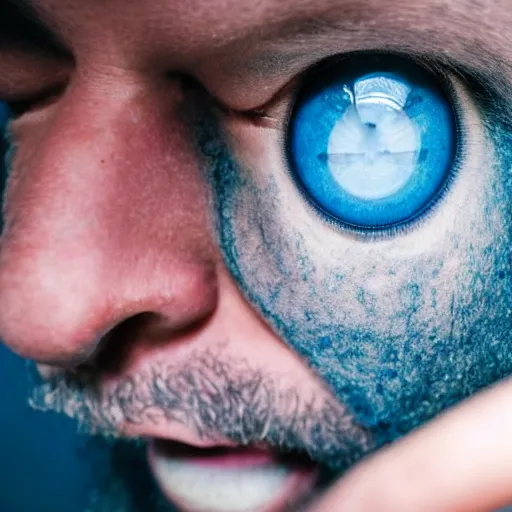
[[151, 454, 291, 512]]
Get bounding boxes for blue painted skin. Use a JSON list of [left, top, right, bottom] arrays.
[[290, 57, 457, 228], [198, 53, 512, 462]]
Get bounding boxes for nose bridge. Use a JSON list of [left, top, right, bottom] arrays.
[[0, 80, 218, 363], [7, 80, 206, 239]]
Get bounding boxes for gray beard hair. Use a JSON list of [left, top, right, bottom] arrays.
[[27, 350, 375, 511]]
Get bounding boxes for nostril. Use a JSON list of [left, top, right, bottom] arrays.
[[80, 314, 147, 376], [75, 309, 214, 378]]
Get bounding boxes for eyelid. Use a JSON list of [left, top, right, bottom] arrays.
[[230, 48, 503, 131], [3, 83, 67, 119], [236, 51, 457, 138], [0, 50, 70, 98], [221, 76, 301, 132]]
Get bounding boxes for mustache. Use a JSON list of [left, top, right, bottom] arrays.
[[28, 350, 374, 472]]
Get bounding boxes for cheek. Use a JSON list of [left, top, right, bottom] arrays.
[[213, 119, 512, 445]]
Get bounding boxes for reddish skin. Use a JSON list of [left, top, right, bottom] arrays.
[[0, 1, 511, 511]]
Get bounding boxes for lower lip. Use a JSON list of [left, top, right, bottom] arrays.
[[147, 440, 318, 512]]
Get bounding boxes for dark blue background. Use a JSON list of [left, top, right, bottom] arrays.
[[0, 344, 101, 512]]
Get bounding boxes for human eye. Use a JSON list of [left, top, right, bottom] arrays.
[[287, 53, 459, 233], [217, 45, 508, 248]]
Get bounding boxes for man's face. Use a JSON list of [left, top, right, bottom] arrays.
[[0, 0, 511, 510]]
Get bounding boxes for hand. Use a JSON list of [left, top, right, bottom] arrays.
[[311, 377, 512, 512]]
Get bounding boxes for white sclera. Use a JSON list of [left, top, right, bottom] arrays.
[[327, 76, 422, 200]]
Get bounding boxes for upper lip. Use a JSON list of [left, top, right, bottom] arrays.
[[118, 419, 240, 449]]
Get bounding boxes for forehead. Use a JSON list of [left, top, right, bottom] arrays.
[[16, 0, 512, 61], [5, 0, 508, 113]]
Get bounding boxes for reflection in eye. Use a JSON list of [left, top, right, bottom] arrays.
[[288, 55, 459, 231]]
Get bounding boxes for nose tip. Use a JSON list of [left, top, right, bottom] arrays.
[[0, 249, 218, 365]]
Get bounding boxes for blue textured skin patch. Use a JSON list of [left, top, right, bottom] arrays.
[[196, 73, 512, 466], [4, 77, 510, 469]]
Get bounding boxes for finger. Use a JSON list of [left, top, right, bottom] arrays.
[[312, 377, 512, 512]]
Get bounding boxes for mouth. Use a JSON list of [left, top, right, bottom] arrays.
[[148, 439, 319, 512]]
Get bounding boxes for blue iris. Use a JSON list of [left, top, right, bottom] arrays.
[[288, 55, 458, 229]]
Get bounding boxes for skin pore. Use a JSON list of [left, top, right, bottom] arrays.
[[0, 0, 511, 511]]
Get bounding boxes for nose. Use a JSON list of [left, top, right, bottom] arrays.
[[0, 81, 218, 365]]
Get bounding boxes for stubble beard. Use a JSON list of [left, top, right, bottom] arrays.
[[28, 349, 374, 511]]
